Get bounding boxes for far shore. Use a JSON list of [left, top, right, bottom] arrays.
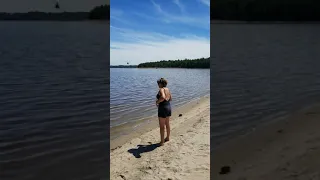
[[110, 67, 209, 69]]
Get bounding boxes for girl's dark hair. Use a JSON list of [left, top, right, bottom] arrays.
[[157, 78, 168, 87]]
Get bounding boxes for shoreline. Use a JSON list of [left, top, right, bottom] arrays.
[[110, 95, 209, 150], [212, 103, 320, 179], [110, 96, 210, 180]]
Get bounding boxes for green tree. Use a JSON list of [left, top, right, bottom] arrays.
[[137, 57, 210, 69]]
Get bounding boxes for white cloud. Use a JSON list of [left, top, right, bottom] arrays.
[[110, 27, 209, 65], [111, 8, 133, 25], [111, 8, 123, 17], [199, 0, 210, 7], [110, 1, 210, 66], [150, 0, 163, 13], [111, 26, 174, 42], [111, 16, 132, 25], [150, 0, 209, 28], [173, 0, 185, 13]]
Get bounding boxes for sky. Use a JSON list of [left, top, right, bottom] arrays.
[[0, 0, 109, 12], [110, 0, 210, 65]]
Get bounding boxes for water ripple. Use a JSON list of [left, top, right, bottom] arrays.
[[110, 68, 210, 133]]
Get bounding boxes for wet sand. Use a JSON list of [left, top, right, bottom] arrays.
[[212, 104, 320, 180], [110, 97, 210, 180]]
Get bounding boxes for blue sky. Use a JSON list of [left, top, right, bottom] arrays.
[[110, 0, 210, 65]]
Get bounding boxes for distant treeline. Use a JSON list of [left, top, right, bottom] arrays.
[[0, 5, 109, 21], [138, 58, 210, 68], [211, 0, 320, 21], [88, 5, 109, 20]]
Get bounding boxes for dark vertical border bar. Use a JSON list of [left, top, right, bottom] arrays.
[[210, 22, 214, 180], [210, 1, 214, 177]]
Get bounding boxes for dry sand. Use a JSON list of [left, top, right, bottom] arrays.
[[110, 97, 210, 180], [212, 104, 320, 180]]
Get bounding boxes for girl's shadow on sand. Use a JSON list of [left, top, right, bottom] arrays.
[[128, 142, 161, 158]]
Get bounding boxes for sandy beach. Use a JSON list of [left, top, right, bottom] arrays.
[[110, 97, 210, 180], [212, 104, 320, 180]]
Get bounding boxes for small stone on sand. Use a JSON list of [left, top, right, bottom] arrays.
[[220, 166, 231, 174], [277, 129, 283, 133], [120, 174, 126, 180]]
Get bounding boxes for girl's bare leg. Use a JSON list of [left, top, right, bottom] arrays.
[[165, 117, 170, 142], [159, 117, 166, 145]]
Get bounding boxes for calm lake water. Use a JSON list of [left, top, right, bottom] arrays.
[[211, 23, 320, 147], [0, 22, 109, 180], [110, 68, 210, 138]]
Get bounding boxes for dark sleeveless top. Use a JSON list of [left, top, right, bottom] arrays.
[[157, 93, 169, 103], [157, 89, 171, 118], [156, 90, 170, 104]]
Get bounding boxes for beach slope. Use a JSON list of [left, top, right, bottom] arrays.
[[212, 104, 320, 180], [110, 98, 210, 180]]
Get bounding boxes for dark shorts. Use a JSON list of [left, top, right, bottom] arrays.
[[158, 102, 171, 118]]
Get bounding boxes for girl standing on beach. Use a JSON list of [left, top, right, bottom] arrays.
[[156, 78, 172, 146]]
